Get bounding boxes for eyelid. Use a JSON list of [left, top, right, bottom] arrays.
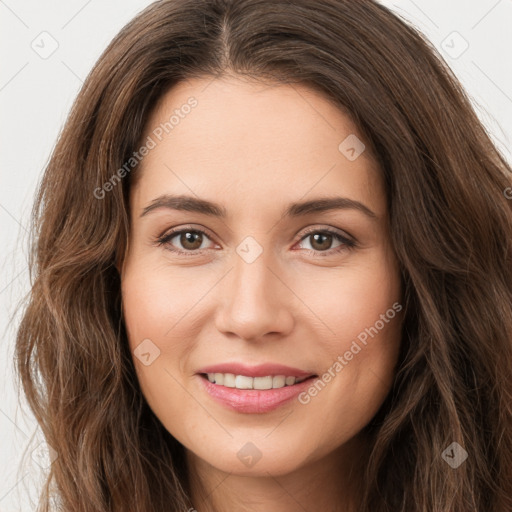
[[297, 225, 355, 243], [157, 223, 215, 242], [293, 225, 356, 255], [156, 224, 219, 253]]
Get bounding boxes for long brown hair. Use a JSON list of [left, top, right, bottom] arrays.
[[14, 0, 512, 510]]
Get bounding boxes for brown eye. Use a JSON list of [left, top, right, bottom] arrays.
[[308, 232, 334, 251], [157, 228, 214, 254], [295, 228, 356, 256], [178, 231, 204, 250]]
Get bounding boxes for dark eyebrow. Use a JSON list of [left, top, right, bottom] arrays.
[[140, 194, 377, 219], [141, 194, 227, 218], [285, 197, 377, 219]]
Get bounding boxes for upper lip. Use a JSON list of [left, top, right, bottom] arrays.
[[196, 362, 317, 378]]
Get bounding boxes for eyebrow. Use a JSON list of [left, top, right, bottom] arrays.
[[140, 194, 377, 219]]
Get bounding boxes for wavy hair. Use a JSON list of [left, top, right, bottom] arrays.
[[14, 0, 512, 510]]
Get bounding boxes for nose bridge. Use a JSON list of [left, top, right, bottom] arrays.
[[215, 236, 294, 341], [232, 244, 273, 302]]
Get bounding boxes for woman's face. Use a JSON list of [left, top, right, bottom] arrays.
[[121, 76, 402, 477]]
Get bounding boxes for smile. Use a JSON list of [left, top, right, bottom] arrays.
[[197, 372, 318, 414], [203, 373, 311, 390]]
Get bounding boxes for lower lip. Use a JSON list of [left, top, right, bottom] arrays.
[[197, 374, 316, 414]]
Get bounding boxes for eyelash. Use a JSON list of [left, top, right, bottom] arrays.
[[155, 225, 356, 258]]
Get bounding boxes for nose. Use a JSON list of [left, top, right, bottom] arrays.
[[214, 247, 294, 342]]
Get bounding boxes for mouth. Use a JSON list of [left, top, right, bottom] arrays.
[[197, 370, 319, 414], [199, 372, 317, 390]]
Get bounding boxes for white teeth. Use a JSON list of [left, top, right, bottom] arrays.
[[205, 373, 307, 389], [235, 375, 253, 389], [253, 376, 273, 390], [223, 373, 236, 388], [272, 375, 286, 388]]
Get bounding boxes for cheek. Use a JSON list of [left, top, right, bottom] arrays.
[[298, 248, 401, 349], [120, 263, 207, 442], [120, 257, 224, 400], [294, 251, 402, 434], [121, 260, 209, 343]]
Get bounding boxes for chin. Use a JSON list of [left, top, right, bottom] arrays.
[[186, 434, 315, 477]]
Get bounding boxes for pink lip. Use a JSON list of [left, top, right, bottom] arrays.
[[195, 362, 317, 414], [198, 374, 317, 414], [196, 362, 314, 378]]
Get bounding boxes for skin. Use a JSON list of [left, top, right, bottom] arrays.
[[120, 75, 403, 512]]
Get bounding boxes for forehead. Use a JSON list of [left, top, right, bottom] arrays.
[[132, 76, 386, 218]]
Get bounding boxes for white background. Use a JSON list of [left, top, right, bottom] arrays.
[[1, 0, 511, 509]]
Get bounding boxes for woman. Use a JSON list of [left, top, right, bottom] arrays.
[[15, 0, 512, 510]]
